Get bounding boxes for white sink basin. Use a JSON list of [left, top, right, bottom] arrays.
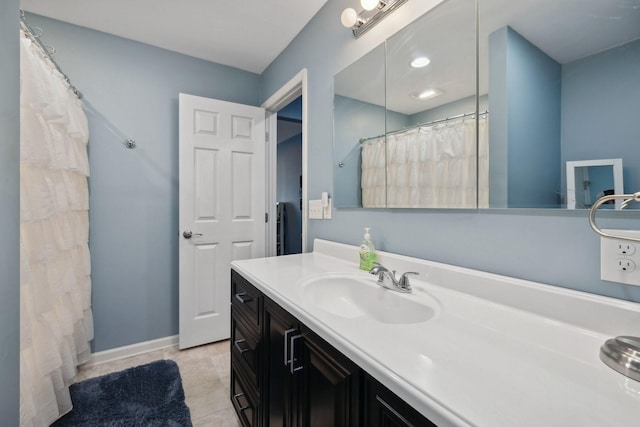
[[301, 274, 438, 324]]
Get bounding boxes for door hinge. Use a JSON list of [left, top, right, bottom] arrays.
[[265, 213, 269, 223]]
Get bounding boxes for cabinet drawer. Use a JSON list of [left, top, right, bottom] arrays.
[[231, 269, 262, 330], [365, 374, 437, 427], [231, 365, 261, 427], [231, 308, 261, 391]]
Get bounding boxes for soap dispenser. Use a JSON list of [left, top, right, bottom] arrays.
[[359, 227, 377, 271]]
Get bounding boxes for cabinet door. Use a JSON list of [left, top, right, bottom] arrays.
[[298, 328, 361, 427], [264, 299, 300, 427], [365, 375, 437, 427]]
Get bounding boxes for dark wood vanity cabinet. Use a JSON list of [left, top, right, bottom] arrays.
[[230, 270, 264, 426], [364, 375, 437, 427], [230, 269, 435, 427], [264, 298, 361, 427]]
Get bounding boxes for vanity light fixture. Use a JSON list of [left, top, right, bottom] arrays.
[[361, 0, 382, 11], [410, 88, 444, 100], [410, 56, 430, 68], [341, 0, 408, 39]]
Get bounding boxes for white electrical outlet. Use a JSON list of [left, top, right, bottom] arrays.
[[616, 259, 636, 272], [309, 200, 323, 220], [616, 242, 636, 255], [601, 229, 640, 286]]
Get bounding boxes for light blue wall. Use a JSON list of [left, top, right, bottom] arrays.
[[408, 94, 489, 125], [25, 14, 262, 351], [277, 134, 303, 255], [0, 1, 20, 422], [262, 0, 640, 302], [561, 39, 640, 194], [489, 26, 562, 208]]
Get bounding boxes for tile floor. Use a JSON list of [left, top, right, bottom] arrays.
[[75, 340, 241, 427]]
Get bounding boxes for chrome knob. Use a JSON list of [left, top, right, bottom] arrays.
[[182, 230, 203, 239]]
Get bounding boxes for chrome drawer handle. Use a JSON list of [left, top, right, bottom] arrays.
[[234, 339, 251, 354], [232, 392, 250, 412], [235, 292, 252, 304]]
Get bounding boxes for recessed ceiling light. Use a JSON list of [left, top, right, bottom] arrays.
[[410, 57, 430, 68], [410, 88, 444, 100]]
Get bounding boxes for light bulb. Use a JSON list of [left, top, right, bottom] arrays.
[[361, 0, 380, 11], [341, 8, 358, 27]]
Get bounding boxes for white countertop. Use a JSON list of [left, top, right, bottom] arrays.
[[231, 239, 640, 427]]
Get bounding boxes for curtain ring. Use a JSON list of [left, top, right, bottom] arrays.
[[45, 45, 56, 55], [32, 27, 44, 38]]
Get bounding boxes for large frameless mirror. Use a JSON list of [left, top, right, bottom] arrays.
[[333, 0, 640, 210]]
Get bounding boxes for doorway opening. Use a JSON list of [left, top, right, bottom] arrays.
[[275, 97, 303, 255], [262, 69, 308, 256]]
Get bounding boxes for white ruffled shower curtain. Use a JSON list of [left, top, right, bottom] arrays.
[[19, 28, 94, 426], [361, 115, 489, 208]]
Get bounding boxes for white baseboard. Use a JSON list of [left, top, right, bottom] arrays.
[[87, 335, 179, 366]]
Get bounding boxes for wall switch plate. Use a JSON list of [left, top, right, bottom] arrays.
[[601, 229, 640, 286], [323, 198, 332, 219], [309, 200, 323, 220]]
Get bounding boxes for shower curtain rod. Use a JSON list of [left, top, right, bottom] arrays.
[[19, 10, 82, 99], [359, 110, 489, 143]]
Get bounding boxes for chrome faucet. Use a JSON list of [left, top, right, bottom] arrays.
[[369, 262, 418, 293]]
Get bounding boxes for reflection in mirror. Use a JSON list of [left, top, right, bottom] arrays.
[[480, 0, 640, 209], [383, 0, 479, 208], [334, 43, 386, 208], [566, 159, 624, 210], [333, 0, 481, 209]]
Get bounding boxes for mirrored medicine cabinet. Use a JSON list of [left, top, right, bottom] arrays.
[[333, 0, 640, 210]]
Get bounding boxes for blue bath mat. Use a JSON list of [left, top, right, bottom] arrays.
[[52, 359, 192, 426]]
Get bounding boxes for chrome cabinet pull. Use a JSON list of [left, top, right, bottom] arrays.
[[284, 328, 296, 366], [232, 392, 250, 412], [289, 334, 304, 373], [235, 292, 252, 304], [234, 339, 250, 354]]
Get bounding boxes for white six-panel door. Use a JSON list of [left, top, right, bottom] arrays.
[[179, 93, 266, 349]]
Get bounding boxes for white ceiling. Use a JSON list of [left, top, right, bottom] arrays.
[[20, 0, 328, 74]]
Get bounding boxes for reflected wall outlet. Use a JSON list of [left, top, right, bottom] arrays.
[[601, 229, 640, 286], [309, 200, 323, 220]]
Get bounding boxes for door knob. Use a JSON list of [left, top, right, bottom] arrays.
[[182, 230, 203, 239]]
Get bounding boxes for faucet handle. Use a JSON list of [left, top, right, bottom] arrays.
[[369, 262, 387, 274], [398, 272, 419, 290]]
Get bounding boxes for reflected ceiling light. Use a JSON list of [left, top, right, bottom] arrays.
[[410, 88, 444, 100], [341, 0, 408, 39], [410, 56, 430, 68]]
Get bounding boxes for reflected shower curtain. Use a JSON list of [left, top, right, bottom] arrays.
[[361, 137, 387, 207], [19, 29, 93, 426], [361, 116, 489, 208]]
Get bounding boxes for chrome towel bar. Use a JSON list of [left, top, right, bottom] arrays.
[[588, 192, 640, 243]]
